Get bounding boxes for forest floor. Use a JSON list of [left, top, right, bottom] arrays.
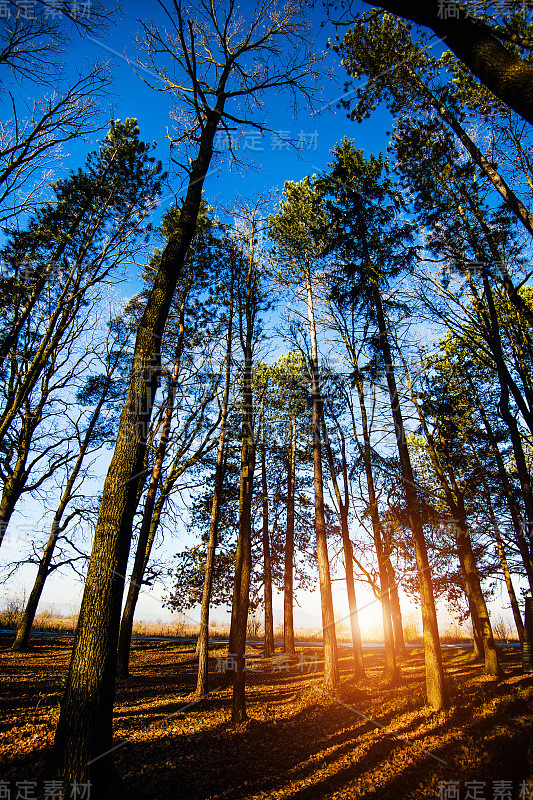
[[1, 634, 533, 800]]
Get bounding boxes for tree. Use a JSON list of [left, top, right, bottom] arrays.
[[195, 241, 235, 695], [391, 115, 533, 583], [321, 399, 365, 679], [333, 13, 533, 240], [400, 346, 502, 675], [320, 140, 448, 708], [0, 1, 112, 223], [11, 319, 132, 652], [270, 178, 340, 693], [260, 351, 309, 656], [0, 119, 161, 551], [50, 2, 321, 789], [117, 205, 226, 679], [329, 0, 533, 125], [229, 203, 269, 723]]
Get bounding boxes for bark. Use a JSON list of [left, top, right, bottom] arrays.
[[386, 562, 407, 658], [196, 282, 234, 696], [351, 367, 397, 681], [321, 414, 365, 679], [305, 261, 339, 693], [230, 238, 256, 724], [117, 271, 192, 679], [284, 412, 296, 656], [261, 410, 274, 659], [372, 284, 447, 706], [468, 593, 484, 660], [50, 104, 224, 792], [456, 511, 501, 674], [364, 0, 533, 125]]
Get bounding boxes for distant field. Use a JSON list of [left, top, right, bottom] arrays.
[[2, 607, 513, 646]]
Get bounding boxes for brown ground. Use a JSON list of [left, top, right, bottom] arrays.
[[1, 634, 532, 799]]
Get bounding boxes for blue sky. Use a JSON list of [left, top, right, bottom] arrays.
[[9, 0, 396, 222]]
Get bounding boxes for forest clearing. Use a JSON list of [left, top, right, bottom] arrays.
[[2, 635, 532, 800]]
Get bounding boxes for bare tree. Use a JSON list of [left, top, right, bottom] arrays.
[[11, 320, 131, 652], [0, 1, 112, 222]]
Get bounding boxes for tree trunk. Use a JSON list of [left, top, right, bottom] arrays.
[[261, 410, 274, 658], [352, 366, 398, 682], [467, 592, 484, 660], [196, 281, 233, 696], [455, 508, 502, 676], [117, 273, 192, 679], [50, 106, 224, 793], [485, 487, 525, 645], [230, 238, 256, 724], [371, 284, 447, 707], [321, 415, 365, 679], [386, 563, 407, 658], [284, 412, 296, 656], [12, 526, 59, 651], [305, 262, 339, 693]]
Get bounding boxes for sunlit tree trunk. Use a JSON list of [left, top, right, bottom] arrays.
[[371, 284, 447, 707], [353, 361, 398, 682], [321, 415, 365, 679], [386, 562, 407, 658], [305, 261, 339, 692]]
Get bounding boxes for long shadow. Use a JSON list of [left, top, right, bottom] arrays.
[[115, 654, 533, 800]]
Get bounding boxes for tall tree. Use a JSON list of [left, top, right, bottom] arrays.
[[270, 179, 340, 693], [229, 203, 268, 723], [329, 0, 533, 125], [50, 2, 320, 789], [0, 120, 161, 551], [12, 320, 131, 652], [321, 141, 448, 708], [334, 13, 533, 240], [195, 245, 235, 695]]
